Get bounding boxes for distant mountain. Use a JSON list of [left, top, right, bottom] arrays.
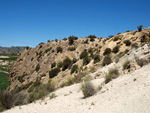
[[0, 46, 27, 55]]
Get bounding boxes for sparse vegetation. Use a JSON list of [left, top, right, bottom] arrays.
[[68, 36, 78, 45], [71, 64, 78, 74], [51, 62, 56, 68], [103, 48, 111, 55], [112, 46, 119, 54], [84, 39, 88, 44], [35, 64, 40, 72], [131, 43, 138, 49], [57, 61, 63, 68], [124, 40, 131, 46], [83, 56, 91, 65], [72, 58, 78, 63], [62, 57, 72, 71], [56, 46, 63, 53], [136, 58, 148, 67], [102, 55, 112, 66], [0, 72, 10, 91], [45, 47, 52, 53], [81, 76, 96, 98], [49, 67, 60, 78], [105, 68, 119, 83], [80, 51, 88, 59], [93, 54, 100, 64], [68, 47, 76, 51], [18, 74, 26, 83], [123, 60, 130, 70], [137, 25, 143, 32]]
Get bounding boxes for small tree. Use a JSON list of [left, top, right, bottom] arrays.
[[35, 64, 40, 72], [103, 48, 111, 55], [137, 25, 143, 32], [71, 64, 78, 74], [112, 46, 119, 53], [56, 46, 63, 53], [49, 67, 60, 78], [80, 51, 88, 59], [51, 62, 56, 68], [62, 57, 72, 71], [68, 36, 78, 45]]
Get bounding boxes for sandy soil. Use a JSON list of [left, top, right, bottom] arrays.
[[3, 64, 150, 113]]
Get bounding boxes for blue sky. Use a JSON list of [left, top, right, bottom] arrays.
[[0, 0, 150, 47]]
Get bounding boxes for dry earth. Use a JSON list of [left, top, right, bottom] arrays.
[[3, 63, 150, 113]]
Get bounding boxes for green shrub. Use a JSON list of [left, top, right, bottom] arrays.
[[105, 68, 119, 83], [72, 58, 77, 63], [51, 62, 56, 68], [81, 81, 96, 98], [117, 32, 121, 35], [49, 67, 60, 78], [103, 48, 111, 55], [124, 40, 131, 46], [57, 61, 63, 68], [18, 74, 26, 83], [88, 48, 93, 53], [52, 49, 55, 52], [112, 46, 119, 53], [137, 25, 143, 32], [62, 57, 72, 71], [88, 35, 96, 39], [123, 60, 130, 70], [83, 56, 91, 65], [56, 46, 63, 53], [26, 46, 30, 50], [131, 43, 138, 49], [126, 30, 130, 32], [0, 91, 26, 111], [68, 36, 78, 45], [68, 47, 76, 51], [71, 64, 78, 74], [45, 47, 52, 53], [102, 55, 112, 66], [55, 39, 58, 42], [35, 64, 40, 72], [80, 51, 88, 59], [93, 54, 100, 64], [41, 74, 46, 78], [62, 38, 67, 41], [84, 39, 88, 44]]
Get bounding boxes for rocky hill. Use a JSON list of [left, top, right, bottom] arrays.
[[0, 46, 26, 55], [1, 27, 150, 112]]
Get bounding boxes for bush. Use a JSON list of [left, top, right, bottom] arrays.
[[103, 48, 111, 55], [81, 81, 96, 98], [131, 43, 138, 49], [102, 55, 112, 66], [123, 60, 130, 70], [88, 35, 96, 39], [28, 81, 55, 103], [88, 48, 93, 53], [45, 47, 52, 53], [137, 25, 143, 32], [55, 39, 58, 42], [68, 36, 78, 45], [72, 58, 77, 63], [93, 54, 100, 64], [68, 47, 76, 51], [18, 74, 26, 83], [83, 56, 91, 65], [84, 39, 88, 44], [112, 46, 119, 53], [0, 91, 26, 111], [56, 46, 63, 53], [71, 64, 78, 74], [57, 61, 63, 68], [124, 40, 131, 46], [136, 58, 148, 67], [80, 51, 88, 59], [105, 68, 119, 83], [63, 38, 67, 41], [62, 57, 72, 71], [51, 62, 56, 68], [35, 64, 40, 72], [49, 67, 60, 78]]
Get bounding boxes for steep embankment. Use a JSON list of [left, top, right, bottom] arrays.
[[3, 63, 150, 113], [9, 27, 150, 93]]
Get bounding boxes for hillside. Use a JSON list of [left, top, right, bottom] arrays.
[[0, 46, 26, 55], [1, 27, 150, 112]]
